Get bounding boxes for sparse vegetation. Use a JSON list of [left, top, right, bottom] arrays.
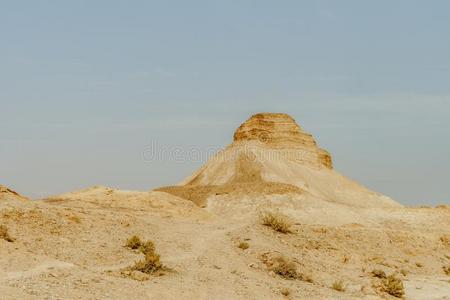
[[332, 280, 346, 292], [260, 211, 292, 233], [140, 240, 155, 255], [400, 269, 408, 277], [440, 234, 450, 246], [125, 235, 156, 255], [263, 255, 312, 282], [131, 252, 163, 274], [371, 269, 387, 279], [238, 241, 249, 250], [415, 262, 423, 268], [272, 257, 299, 279], [382, 274, 405, 298], [126, 235, 143, 250], [443, 265, 450, 276], [0, 225, 14, 242], [124, 236, 165, 277]]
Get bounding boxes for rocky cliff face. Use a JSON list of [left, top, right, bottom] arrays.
[[233, 113, 332, 169]]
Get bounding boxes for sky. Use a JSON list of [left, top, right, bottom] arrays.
[[1, 1, 449, 205]]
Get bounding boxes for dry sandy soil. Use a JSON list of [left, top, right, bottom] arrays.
[[1, 113, 449, 299]]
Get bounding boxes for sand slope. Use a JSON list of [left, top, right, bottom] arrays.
[[1, 189, 449, 299], [0, 185, 28, 202]]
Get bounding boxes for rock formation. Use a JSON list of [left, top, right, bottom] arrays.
[[233, 113, 332, 169], [157, 113, 401, 208]]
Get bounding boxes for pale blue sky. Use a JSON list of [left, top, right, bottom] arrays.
[[1, 1, 449, 205]]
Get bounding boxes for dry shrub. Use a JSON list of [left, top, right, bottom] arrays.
[[272, 257, 299, 280], [140, 240, 155, 255], [415, 262, 423, 268], [124, 237, 165, 278], [371, 269, 387, 279], [0, 225, 14, 242], [131, 252, 162, 275], [332, 280, 346, 292], [264, 256, 312, 282], [126, 235, 142, 250], [443, 265, 450, 276], [260, 211, 292, 234], [400, 269, 408, 277], [125, 236, 156, 255], [238, 242, 249, 250], [382, 275, 404, 298], [440, 234, 450, 246]]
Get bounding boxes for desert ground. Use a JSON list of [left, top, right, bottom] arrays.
[[1, 113, 449, 299]]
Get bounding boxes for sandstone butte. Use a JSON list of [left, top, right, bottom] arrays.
[[157, 112, 400, 208]]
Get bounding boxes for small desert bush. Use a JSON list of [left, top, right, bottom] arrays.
[[443, 265, 450, 276], [260, 211, 292, 233], [440, 234, 450, 246], [382, 274, 404, 298], [371, 269, 387, 279], [400, 269, 408, 277], [263, 255, 312, 282], [332, 280, 346, 292], [131, 252, 162, 274], [0, 225, 14, 242], [273, 257, 312, 282], [140, 240, 155, 255], [125, 236, 156, 255], [124, 237, 166, 277], [238, 241, 249, 250], [126, 235, 142, 250], [272, 257, 299, 279]]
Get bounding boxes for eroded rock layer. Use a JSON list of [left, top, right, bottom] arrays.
[[233, 113, 332, 169]]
